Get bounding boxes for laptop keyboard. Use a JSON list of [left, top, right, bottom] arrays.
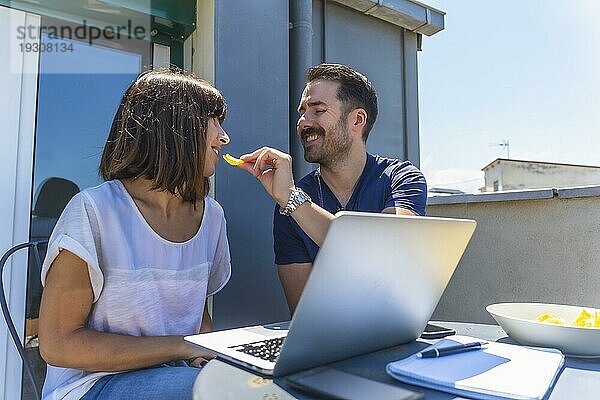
[[228, 337, 285, 363]]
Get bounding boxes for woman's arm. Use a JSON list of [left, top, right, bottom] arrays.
[[199, 303, 212, 333], [38, 250, 205, 372], [188, 302, 217, 367]]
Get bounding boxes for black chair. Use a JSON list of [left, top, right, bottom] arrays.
[[1, 241, 46, 400], [29, 177, 79, 321]]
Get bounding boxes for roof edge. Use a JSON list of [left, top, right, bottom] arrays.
[[331, 0, 445, 36], [482, 158, 600, 172]]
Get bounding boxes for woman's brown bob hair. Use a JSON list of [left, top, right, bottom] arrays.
[[99, 68, 226, 203]]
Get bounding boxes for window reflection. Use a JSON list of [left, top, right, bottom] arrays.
[[33, 34, 143, 192]]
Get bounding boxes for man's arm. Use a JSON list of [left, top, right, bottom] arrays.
[[277, 263, 312, 315], [238, 147, 334, 247], [239, 148, 424, 313], [287, 201, 333, 247], [383, 162, 428, 216], [277, 208, 415, 314], [281, 208, 413, 313], [382, 207, 417, 216]]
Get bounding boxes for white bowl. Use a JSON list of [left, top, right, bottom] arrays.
[[487, 302, 600, 357]]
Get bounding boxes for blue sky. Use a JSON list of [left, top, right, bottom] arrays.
[[418, 0, 600, 193]]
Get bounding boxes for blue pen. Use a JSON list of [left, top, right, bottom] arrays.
[[417, 341, 488, 358]]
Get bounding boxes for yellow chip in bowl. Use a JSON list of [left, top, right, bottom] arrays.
[[536, 309, 600, 328], [536, 313, 565, 325], [223, 153, 244, 166], [573, 309, 595, 327]]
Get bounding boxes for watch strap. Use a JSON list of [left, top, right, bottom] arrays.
[[279, 187, 311, 216]]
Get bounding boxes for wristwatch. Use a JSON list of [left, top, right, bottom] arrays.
[[279, 187, 312, 216]]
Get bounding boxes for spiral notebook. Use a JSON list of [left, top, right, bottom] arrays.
[[386, 335, 564, 400]]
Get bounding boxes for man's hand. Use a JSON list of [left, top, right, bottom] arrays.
[[238, 147, 295, 207]]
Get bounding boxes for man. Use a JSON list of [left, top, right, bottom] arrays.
[[239, 63, 427, 313]]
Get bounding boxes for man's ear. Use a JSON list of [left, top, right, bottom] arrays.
[[348, 108, 367, 136]]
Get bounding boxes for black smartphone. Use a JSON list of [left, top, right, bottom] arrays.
[[286, 366, 423, 400], [420, 323, 456, 339]]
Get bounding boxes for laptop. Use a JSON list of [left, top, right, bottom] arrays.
[[185, 211, 476, 376]]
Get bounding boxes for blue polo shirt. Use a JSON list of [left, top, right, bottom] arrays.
[[273, 153, 427, 265]]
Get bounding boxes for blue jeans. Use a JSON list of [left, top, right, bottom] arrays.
[[81, 364, 201, 400]]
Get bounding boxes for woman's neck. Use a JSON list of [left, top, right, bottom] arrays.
[[121, 178, 189, 217], [120, 178, 204, 243]]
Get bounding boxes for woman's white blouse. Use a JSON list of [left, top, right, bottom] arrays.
[[40, 180, 231, 400]]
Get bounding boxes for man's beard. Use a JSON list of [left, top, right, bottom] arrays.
[[301, 118, 352, 168]]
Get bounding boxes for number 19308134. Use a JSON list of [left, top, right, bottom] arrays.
[[19, 42, 74, 53]]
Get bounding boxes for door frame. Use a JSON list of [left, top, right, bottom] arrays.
[[0, 6, 40, 400]]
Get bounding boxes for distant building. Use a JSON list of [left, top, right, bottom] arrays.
[[481, 158, 600, 192], [429, 187, 465, 195]]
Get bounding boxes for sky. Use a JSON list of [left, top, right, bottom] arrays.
[[417, 0, 600, 193]]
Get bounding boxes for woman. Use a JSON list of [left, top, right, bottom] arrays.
[[38, 69, 231, 400]]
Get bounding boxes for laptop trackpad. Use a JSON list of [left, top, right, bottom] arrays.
[[263, 321, 290, 330], [243, 323, 289, 337]]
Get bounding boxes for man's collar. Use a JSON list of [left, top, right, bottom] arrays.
[[316, 152, 370, 197]]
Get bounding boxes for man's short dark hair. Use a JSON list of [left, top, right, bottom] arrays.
[[99, 68, 226, 203], [305, 63, 378, 142]]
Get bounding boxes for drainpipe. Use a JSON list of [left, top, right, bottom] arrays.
[[289, 0, 313, 179]]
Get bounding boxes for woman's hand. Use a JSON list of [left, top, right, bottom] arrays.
[[188, 352, 216, 368], [238, 147, 295, 207]]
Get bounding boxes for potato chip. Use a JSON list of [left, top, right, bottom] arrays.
[[223, 153, 244, 166], [573, 309, 595, 327], [536, 313, 565, 325], [536, 309, 600, 328]]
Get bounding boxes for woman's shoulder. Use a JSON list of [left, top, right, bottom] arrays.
[[58, 180, 129, 223], [78, 180, 128, 208], [82, 180, 121, 198], [54, 181, 114, 220], [204, 196, 225, 215]]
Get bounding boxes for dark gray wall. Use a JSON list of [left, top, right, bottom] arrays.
[[312, 1, 419, 164], [212, 0, 422, 329], [213, 0, 291, 328]]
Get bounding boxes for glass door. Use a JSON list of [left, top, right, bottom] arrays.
[[23, 15, 151, 399]]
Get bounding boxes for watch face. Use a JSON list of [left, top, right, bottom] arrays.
[[296, 189, 311, 203]]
